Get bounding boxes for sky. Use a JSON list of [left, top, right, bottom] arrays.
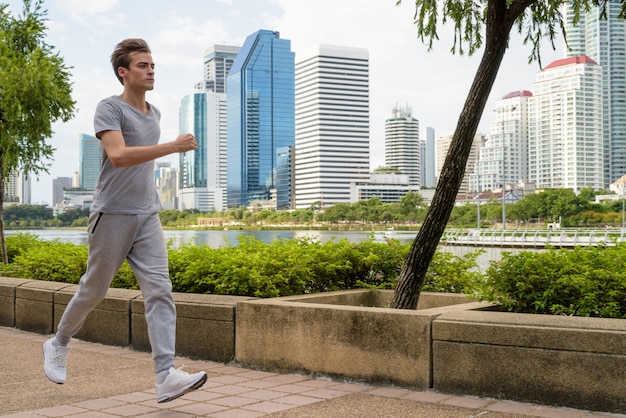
[[3, 0, 563, 206]]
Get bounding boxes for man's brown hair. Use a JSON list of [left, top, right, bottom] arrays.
[[110, 38, 151, 85]]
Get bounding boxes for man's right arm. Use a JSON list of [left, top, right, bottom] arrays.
[[100, 130, 198, 168]]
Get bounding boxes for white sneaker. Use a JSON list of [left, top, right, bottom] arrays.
[[155, 367, 208, 403], [43, 338, 69, 384]]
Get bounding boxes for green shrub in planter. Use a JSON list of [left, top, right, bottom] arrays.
[[0, 233, 137, 289], [480, 244, 626, 318]]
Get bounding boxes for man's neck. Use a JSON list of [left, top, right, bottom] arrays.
[[119, 90, 149, 114]]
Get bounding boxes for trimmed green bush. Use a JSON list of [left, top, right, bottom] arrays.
[[8, 232, 626, 318], [0, 235, 137, 289], [480, 244, 626, 318]]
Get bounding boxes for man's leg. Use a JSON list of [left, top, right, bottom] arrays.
[[127, 213, 206, 403], [45, 213, 136, 383]]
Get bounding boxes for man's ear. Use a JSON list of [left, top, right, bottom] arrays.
[[117, 66, 127, 80]]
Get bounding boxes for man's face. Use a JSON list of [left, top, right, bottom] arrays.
[[119, 51, 155, 91]]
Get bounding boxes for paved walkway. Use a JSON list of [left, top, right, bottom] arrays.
[[1, 326, 624, 418]]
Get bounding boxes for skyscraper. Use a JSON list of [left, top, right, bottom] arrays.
[[471, 91, 530, 193], [79, 133, 100, 190], [179, 91, 228, 211], [294, 44, 370, 209], [195, 45, 240, 93], [52, 177, 72, 206], [385, 105, 420, 186], [563, 0, 626, 186], [436, 131, 483, 195], [226, 30, 295, 208], [528, 56, 603, 191], [180, 44, 238, 211], [155, 162, 178, 210], [4, 171, 31, 204], [422, 127, 436, 188]]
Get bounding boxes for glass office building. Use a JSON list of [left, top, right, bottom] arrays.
[[179, 93, 208, 190], [226, 30, 295, 208], [79, 133, 101, 190], [276, 146, 295, 210]]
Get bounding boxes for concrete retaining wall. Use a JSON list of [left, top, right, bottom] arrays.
[[235, 290, 490, 389], [0, 277, 254, 362], [432, 310, 626, 413]]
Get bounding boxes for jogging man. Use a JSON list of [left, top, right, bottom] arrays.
[[43, 38, 207, 403]]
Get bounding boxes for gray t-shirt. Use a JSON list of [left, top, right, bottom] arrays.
[[91, 95, 163, 214]]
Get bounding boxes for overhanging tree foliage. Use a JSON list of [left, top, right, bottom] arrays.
[[390, 0, 626, 309], [0, 0, 75, 263]]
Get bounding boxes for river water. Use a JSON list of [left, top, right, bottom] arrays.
[[6, 229, 536, 272]]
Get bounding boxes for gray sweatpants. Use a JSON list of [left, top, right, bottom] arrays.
[[56, 212, 176, 374]]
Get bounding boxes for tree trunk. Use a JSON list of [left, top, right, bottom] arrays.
[[391, 16, 514, 309]]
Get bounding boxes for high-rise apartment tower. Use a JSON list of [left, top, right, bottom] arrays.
[[528, 56, 603, 191], [385, 106, 420, 186], [295, 44, 370, 209], [563, 0, 626, 186]]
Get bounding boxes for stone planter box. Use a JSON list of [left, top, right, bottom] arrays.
[[236, 289, 626, 413], [235, 290, 489, 389], [432, 310, 626, 413]]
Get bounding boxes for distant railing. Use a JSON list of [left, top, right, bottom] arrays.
[[441, 228, 626, 248]]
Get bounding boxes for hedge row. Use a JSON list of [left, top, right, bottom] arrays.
[[2, 233, 625, 318]]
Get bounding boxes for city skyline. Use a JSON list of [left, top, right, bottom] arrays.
[[2, 0, 561, 205]]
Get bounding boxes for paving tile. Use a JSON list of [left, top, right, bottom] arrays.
[[172, 390, 226, 402], [209, 384, 256, 395], [72, 398, 129, 410], [242, 400, 299, 414], [238, 379, 289, 389], [111, 391, 156, 403], [168, 402, 227, 416], [209, 395, 261, 408], [259, 375, 309, 385], [269, 383, 318, 394], [441, 395, 492, 409], [328, 382, 372, 393], [240, 389, 292, 401], [233, 370, 278, 379], [301, 388, 348, 399], [64, 412, 114, 418], [101, 404, 158, 416], [209, 409, 266, 418], [138, 397, 194, 409], [207, 375, 251, 385], [209, 365, 249, 374], [137, 411, 194, 418], [295, 379, 339, 388], [273, 394, 324, 406], [401, 391, 453, 403], [366, 387, 411, 398], [27, 405, 88, 417], [486, 400, 536, 414]]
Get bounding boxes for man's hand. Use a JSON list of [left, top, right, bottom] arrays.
[[174, 133, 198, 153]]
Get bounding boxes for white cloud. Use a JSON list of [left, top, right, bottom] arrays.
[[53, 0, 121, 22]]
